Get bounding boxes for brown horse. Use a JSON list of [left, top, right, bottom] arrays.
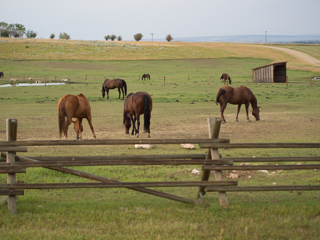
[[58, 93, 96, 140], [220, 73, 231, 85], [0, 72, 4, 78], [123, 92, 152, 138], [142, 74, 150, 81], [101, 78, 127, 100], [216, 86, 260, 123]]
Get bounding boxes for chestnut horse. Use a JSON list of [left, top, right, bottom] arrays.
[[142, 74, 150, 81], [216, 86, 260, 123], [58, 93, 96, 140], [101, 78, 127, 100], [220, 73, 231, 85], [0, 72, 4, 78], [123, 92, 152, 138]]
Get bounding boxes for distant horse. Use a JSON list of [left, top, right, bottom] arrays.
[[58, 93, 96, 140], [216, 86, 260, 123], [0, 72, 4, 78], [101, 78, 127, 100], [123, 92, 152, 138], [142, 74, 150, 81], [220, 73, 231, 85]]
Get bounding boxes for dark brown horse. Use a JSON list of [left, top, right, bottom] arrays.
[[123, 92, 152, 138], [216, 86, 260, 123], [142, 74, 150, 81], [220, 73, 231, 85], [58, 93, 96, 140], [101, 78, 127, 100], [0, 72, 4, 78]]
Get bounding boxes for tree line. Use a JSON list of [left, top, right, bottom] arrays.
[[0, 22, 174, 42]]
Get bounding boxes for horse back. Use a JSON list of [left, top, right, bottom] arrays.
[[104, 79, 116, 89]]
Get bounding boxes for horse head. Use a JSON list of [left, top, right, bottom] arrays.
[[123, 112, 131, 134], [252, 106, 260, 121], [72, 119, 83, 140], [101, 87, 105, 98]]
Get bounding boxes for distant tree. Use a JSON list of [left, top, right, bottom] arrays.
[[104, 35, 110, 41], [0, 22, 9, 37], [59, 32, 70, 40], [0, 22, 26, 38], [166, 34, 173, 42], [134, 33, 143, 41], [110, 34, 117, 41], [117, 35, 122, 41], [26, 30, 37, 38], [50, 33, 55, 39], [8, 23, 26, 38]]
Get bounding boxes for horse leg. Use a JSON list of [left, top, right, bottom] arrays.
[[86, 115, 97, 139], [65, 116, 73, 139], [236, 104, 241, 122], [135, 114, 140, 138], [220, 102, 227, 123], [118, 87, 121, 99], [120, 87, 124, 100], [107, 89, 109, 99], [245, 103, 251, 122], [131, 116, 136, 135]]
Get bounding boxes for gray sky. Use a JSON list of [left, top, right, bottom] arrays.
[[1, 0, 319, 41]]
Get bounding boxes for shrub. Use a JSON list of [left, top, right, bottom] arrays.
[[50, 33, 55, 39], [117, 35, 122, 41], [110, 34, 117, 41], [104, 35, 110, 41], [166, 34, 173, 42], [134, 33, 143, 41], [26, 30, 37, 38], [59, 32, 70, 40]]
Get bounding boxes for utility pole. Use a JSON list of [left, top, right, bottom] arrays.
[[265, 31, 267, 44], [151, 33, 154, 41]]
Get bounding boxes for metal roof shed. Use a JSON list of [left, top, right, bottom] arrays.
[[252, 62, 287, 83]]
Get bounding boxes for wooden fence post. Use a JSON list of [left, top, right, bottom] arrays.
[[6, 118, 18, 214], [310, 76, 312, 87], [197, 117, 228, 208]]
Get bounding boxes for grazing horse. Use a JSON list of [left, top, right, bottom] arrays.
[[0, 72, 4, 78], [101, 78, 127, 100], [142, 74, 150, 81], [123, 92, 152, 138], [58, 93, 96, 140], [216, 86, 260, 123], [220, 73, 232, 85]]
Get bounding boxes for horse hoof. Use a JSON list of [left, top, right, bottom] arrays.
[[148, 135, 151, 138], [136, 134, 139, 138]]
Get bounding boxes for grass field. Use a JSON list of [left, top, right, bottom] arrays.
[[0, 39, 320, 239]]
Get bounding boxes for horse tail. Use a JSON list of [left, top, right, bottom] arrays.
[[142, 94, 151, 132], [216, 88, 227, 104], [58, 98, 67, 139], [229, 76, 232, 84], [122, 79, 127, 96], [149, 74, 151, 80]]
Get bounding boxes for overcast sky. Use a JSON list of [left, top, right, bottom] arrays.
[[1, 0, 319, 41]]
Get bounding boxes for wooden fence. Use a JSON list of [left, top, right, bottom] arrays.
[[1, 118, 320, 215]]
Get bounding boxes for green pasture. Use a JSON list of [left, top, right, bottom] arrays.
[[1, 53, 320, 238]]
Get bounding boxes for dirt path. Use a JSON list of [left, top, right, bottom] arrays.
[[261, 46, 320, 67]]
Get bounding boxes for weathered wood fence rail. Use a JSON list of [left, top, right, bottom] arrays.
[[1, 117, 320, 215]]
